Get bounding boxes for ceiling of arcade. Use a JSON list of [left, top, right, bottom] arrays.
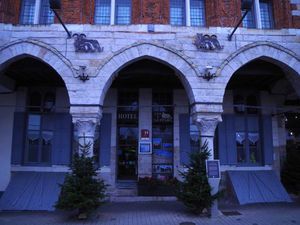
[[0, 57, 65, 89]]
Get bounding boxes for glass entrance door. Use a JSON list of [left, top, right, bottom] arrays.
[[117, 90, 139, 180], [117, 126, 138, 180]]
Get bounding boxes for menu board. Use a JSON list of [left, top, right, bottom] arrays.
[[206, 160, 220, 178]]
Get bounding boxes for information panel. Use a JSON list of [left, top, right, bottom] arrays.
[[206, 160, 220, 179]]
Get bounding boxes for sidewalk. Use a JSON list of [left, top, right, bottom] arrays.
[[0, 201, 299, 225]]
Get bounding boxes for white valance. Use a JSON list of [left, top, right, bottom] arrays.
[[236, 132, 245, 144]]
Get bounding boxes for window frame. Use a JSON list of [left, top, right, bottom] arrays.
[[115, 0, 132, 25], [242, 0, 274, 29], [94, 0, 112, 25], [234, 93, 263, 166], [170, 0, 186, 26], [189, 0, 205, 27], [20, 0, 54, 25], [24, 90, 56, 166]]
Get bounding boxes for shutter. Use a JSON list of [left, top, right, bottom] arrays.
[[52, 113, 72, 165], [217, 114, 237, 165], [11, 112, 26, 164], [99, 113, 112, 167], [179, 114, 191, 165], [217, 116, 227, 165], [261, 115, 273, 165], [226, 114, 237, 165]]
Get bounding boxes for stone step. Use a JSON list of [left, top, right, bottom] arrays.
[[110, 196, 177, 202], [116, 188, 137, 197]]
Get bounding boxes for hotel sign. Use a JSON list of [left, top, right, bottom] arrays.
[[153, 112, 173, 123], [117, 111, 138, 123]]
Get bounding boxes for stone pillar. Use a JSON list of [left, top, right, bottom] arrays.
[[138, 89, 152, 178], [192, 113, 222, 159], [70, 106, 102, 157], [192, 112, 222, 218]]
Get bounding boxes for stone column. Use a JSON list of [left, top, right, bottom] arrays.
[[70, 106, 102, 157], [192, 112, 222, 217], [192, 113, 222, 159]]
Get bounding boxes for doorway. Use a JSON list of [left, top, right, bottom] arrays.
[[117, 91, 138, 180]]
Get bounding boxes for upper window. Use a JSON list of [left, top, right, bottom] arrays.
[[20, 0, 54, 25], [170, 0, 205, 26], [190, 0, 205, 26], [242, 0, 255, 28], [259, 0, 273, 29], [170, 0, 186, 26], [241, 0, 273, 29], [115, 0, 131, 25], [95, 0, 111, 25]]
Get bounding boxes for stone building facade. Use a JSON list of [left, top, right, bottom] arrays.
[[0, 0, 299, 210]]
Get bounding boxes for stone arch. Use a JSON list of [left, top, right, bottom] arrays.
[[217, 41, 300, 85], [0, 39, 75, 103], [96, 42, 201, 105]]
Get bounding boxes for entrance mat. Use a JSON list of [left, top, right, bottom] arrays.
[[228, 170, 291, 205], [221, 211, 242, 216], [0, 171, 65, 211]]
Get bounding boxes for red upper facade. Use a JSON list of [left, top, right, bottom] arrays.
[[0, 0, 299, 28]]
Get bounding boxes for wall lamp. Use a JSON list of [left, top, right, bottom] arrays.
[[199, 66, 217, 81], [228, 0, 253, 41], [76, 66, 89, 82], [49, 0, 72, 38]]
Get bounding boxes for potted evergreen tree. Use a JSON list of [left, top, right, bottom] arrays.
[[176, 141, 221, 215], [55, 137, 107, 219]]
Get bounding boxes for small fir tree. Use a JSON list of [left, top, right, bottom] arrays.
[[55, 137, 107, 218], [176, 141, 220, 215]]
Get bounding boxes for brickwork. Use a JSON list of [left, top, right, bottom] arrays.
[[273, 0, 293, 28], [0, 0, 20, 24], [0, 0, 299, 28], [206, 0, 241, 27], [58, 0, 95, 24], [132, 0, 169, 24]]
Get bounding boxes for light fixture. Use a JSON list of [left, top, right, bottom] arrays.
[[77, 66, 89, 82], [199, 66, 217, 81]]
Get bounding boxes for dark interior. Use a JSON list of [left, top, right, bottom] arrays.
[[2, 57, 65, 87], [227, 59, 286, 91], [112, 59, 183, 89]]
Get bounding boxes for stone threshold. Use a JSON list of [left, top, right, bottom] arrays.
[[110, 196, 177, 202]]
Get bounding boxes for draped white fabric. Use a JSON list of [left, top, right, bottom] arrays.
[[42, 131, 53, 143], [27, 131, 39, 141], [236, 132, 246, 144], [248, 132, 259, 144]]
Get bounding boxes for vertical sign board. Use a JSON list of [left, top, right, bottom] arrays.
[[141, 129, 150, 141], [205, 160, 220, 178]]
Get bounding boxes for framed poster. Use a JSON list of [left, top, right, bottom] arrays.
[[205, 160, 220, 178], [139, 142, 152, 154]]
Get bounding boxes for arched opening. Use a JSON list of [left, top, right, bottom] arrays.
[[0, 56, 72, 210], [216, 58, 298, 204], [96, 43, 199, 106], [98, 59, 198, 189]]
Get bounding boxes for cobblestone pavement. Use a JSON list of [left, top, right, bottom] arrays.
[[0, 201, 299, 225]]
